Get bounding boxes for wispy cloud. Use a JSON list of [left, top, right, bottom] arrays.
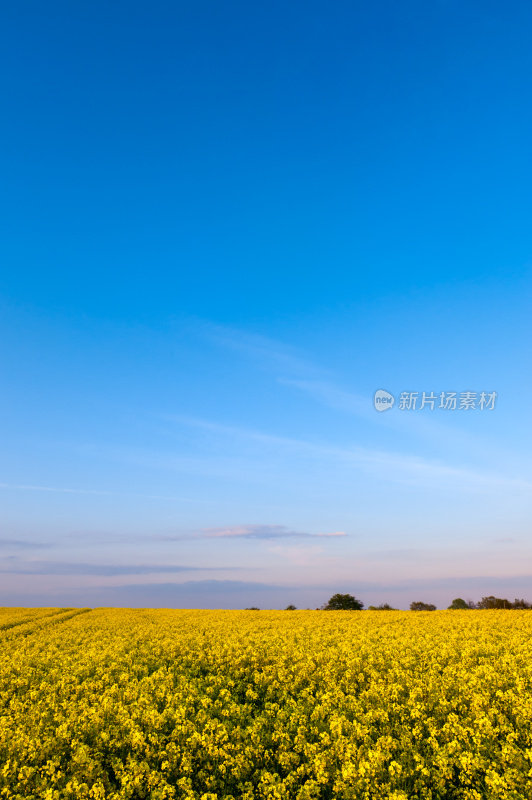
[[195, 321, 323, 379], [201, 525, 346, 540], [0, 561, 230, 576], [158, 524, 347, 541], [0, 538, 51, 550], [281, 377, 490, 454], [161, 414, 532, 493], [197, 321, 514, 462], [279, 378, 369, 417]]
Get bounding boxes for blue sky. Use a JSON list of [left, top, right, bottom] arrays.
[[1, 0, 531, 608]]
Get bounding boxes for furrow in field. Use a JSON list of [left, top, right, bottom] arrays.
[[0, 608, 73, 632], [0, 607, 93, 641]]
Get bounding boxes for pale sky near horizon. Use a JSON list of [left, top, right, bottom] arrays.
[[1, 0, 532, 608]]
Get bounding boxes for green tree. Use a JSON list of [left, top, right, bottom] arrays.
[[476, 596, 511, 609], [322, 593, 364, 610], [410, 601, 437, 611], [368, 603, 396, 610], [448, 598, 470, 610], [285, 604, 297, 610]]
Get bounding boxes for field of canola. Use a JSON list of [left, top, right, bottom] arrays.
[[1, 608, 532, 800]]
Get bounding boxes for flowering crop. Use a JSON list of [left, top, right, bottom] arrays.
[[1, 608, 532, 799]]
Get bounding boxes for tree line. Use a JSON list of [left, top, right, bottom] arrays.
[[326, 594, 532, 610], [243, 594, 532, 610]]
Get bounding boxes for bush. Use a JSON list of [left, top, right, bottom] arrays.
[[410, 601, 437, 611]]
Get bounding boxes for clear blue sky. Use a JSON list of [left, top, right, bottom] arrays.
[[1, 0, 531, 608]]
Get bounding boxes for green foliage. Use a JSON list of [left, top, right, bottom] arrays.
[[322, 593, 364, 610], [476, 596, 531, 609], [476, 596, 511, 609], [285, 604, 297, 611], [448, 598, 470, 610], [368, 603, 396, 610], [410, 601, 437, 611]]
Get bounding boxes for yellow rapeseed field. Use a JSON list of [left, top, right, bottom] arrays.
[[1, 608, 532, 799]]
